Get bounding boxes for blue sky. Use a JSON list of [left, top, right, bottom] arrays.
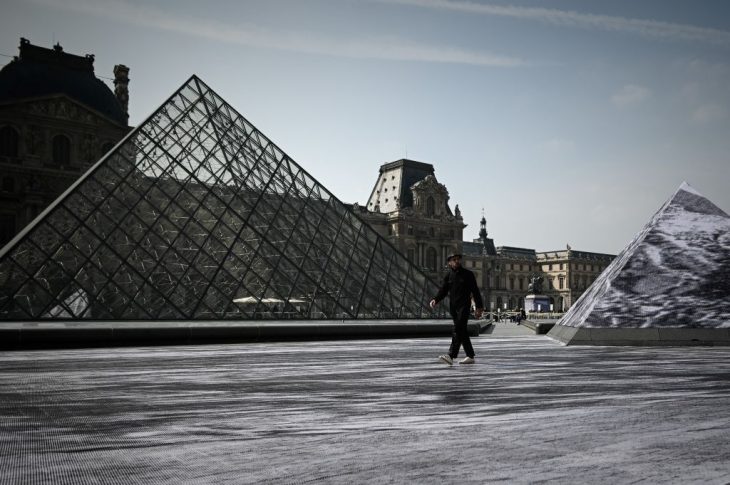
[[2, 0, 729, 254]]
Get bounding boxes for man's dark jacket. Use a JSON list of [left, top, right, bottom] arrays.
[[433, 266, 484, 317]]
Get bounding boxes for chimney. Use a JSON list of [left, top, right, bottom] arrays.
[[113, 64, 130, 122]]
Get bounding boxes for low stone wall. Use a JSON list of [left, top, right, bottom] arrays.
[[0, 320, 482, 350]]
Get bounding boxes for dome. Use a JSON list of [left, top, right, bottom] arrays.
[[0, 39, 128, 126]]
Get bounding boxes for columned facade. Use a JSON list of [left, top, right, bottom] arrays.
[[357, 160, 616, 313], [356, 159, 464, 282], [0, 38, 131, 246]]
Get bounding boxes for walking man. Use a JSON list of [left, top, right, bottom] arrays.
[[430, 253, 484, 365]]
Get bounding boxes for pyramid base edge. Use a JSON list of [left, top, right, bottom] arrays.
[[547, 326, 730, 346]]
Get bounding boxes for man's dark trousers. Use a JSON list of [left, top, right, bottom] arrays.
[[448, 306, 474, 359]]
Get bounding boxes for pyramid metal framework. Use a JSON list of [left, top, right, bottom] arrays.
[[0, 76, 444, 321]]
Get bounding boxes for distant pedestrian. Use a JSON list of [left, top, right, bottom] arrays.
[[430, 253, 484, 365]]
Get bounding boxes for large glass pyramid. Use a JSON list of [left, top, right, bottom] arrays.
[[0, 76, 444, 321]]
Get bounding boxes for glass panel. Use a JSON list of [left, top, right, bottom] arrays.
[[0, 75, 442, 321]]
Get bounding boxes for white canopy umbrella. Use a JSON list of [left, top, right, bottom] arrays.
[[233, 297, 308, 304]]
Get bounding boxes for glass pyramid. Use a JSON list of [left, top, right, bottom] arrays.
[[0, 76, 444, 321]]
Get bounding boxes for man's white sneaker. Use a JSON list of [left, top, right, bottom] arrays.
[[459, 357, 475, 365], [438, 355, 453, 366]]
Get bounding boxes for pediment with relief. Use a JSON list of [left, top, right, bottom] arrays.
[[410, 174, 448, 197], [21, 95, 120, 128]]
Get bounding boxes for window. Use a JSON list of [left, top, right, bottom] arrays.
[[428, 227, 434, 237], [407, 248, 415, 261], [426, 196, 435, 217], [549, 263, 553, 271], [0, 214, 15, 245], [52, 135, 71, 165], [519, 278, 524, 290], [0, 126, 19, 157], [560, 263, 564, 270], [407, 225, 414, 235], [2, 177, 14, 192], [426, 247, 438, 271], [558, 276, 564, 289], [520, 264, 523, 271], [509, 277, 515, 290]]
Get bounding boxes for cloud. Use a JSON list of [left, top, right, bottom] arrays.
[[382, 0, 730, 48], [690, 104, 726, 124], [611, 84, 651, 107], [27, 0, 526, 67]]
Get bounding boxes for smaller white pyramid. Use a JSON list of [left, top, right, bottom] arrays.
[[549, 183, 730, 345]]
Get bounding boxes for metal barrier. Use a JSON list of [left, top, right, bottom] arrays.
[[526, 312, 565, 320]]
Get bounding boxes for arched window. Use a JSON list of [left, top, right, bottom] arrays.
[[0, 126, 19, 157], [426, 247, 438, 271], [52, 134, 71, 165], [2, 176, 14, 192], [426, 196, 435, 217]]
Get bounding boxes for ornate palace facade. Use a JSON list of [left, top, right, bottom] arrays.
[[358, 159, 615, 312], [0, 38, 131, 245]]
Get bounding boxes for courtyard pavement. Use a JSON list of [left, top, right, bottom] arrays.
[[1, 323, 729, 484]]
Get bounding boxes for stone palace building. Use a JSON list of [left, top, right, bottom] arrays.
[[357, 159, 615, 313], [0, 38, 131, 245]]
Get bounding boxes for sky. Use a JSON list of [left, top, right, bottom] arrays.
[[2, 0, 729, 255]]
